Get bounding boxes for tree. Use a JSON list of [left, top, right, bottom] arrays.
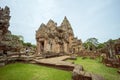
[[24, 42, 32, 47], [83, 42, 96, 51], [97, 43, 105, 49], [18, 35, 24, 41], [85, 38, 99, 47], [83, 38, 99, 51]]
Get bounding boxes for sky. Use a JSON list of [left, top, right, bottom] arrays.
[[0, 0, 120, 44]]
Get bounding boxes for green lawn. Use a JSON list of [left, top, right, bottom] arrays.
[[68, 57, 120, 80], [0, 63, 71, 80]]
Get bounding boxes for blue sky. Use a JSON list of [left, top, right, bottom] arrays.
[[0, 0, 120, 44]]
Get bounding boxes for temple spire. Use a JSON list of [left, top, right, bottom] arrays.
[[63, 16, 69, 23], [37, 23, 46, 31], [61, 16, 72, 30], [64, 16, 67, 20], [47, 19, 54, 24], [47, 19, 56, 29], [47, 19, 55, 25]]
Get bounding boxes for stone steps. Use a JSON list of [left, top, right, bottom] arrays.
[[0, 56, 6, 66]]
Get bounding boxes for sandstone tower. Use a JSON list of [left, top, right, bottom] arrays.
[[0, 6, 10, 41], [0, 6, 11, 51], [36, 17, 82, 54], [0, 6, 22, 52]]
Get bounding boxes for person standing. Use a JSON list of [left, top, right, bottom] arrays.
[[25, 48, 29, 56]]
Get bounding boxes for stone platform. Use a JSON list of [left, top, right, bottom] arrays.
[[33, 56, 75, 71]]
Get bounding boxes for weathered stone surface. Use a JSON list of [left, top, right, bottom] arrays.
[[0, 62, 5, 66], [74, 64, 84, 71], [0, 58, 6, 62], [0, 57, 6, 66], [70, 55, 77, 60], [0, 6, 22, 55], [72, 65, 85, 80], [91, 74, 105, 80], [84, 72, 92, 80], [41, 52, 60, 58], [0, 6, 10, 42], [36, 17, 83, 55], [34, 56, 75, 71], [72, 64, 105, 80], [117, 70, 120, 74]]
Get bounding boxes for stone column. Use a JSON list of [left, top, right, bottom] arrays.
[[45, 39, 49, 52], [37, 41, 41, 54], [0, 30, 3, 41], [44, 40, 46, 52], [63, 42, 68, 53]]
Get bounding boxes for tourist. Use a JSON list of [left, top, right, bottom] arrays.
[[25, 48, 29, 56]]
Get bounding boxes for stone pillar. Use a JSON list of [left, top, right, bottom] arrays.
[[0, 30, 3, 41], [37, 41, 41, 54], [52, 39, 56, 53], [67, 43, 69, 53], [69, 35, 73, 52], [44, 40, 46, 52], [64, 42, 68, 53], [56, 43, 60, 53], [46, 40, 50, 52]]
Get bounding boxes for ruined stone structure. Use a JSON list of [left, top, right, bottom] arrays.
[[114, 38, 120, 55], [0, 6, 22, 53], [0, 6, 11, 51], [36, 17, 82, 54], [0, 6, 10, 41]]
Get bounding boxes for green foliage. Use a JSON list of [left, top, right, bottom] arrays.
[[13, 35, 36, 48], [68, 57, 120, 80], [23, 42, 32, 47], [97, 43, 105, 49], [83, 42, 96, 51], [83, 38, 119, 50], [23, 42, 36, 48], [83, 37, 99, 51], [0, 63, 71, 80], [30, 44, 36, 48], [85, 37, 99, 47], [83, 42, 87, 49], [18, 35, 24, 41]]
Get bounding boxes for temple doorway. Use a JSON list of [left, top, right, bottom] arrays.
[[40, 41, 44, 53]]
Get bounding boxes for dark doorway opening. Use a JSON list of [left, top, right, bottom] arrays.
[[73, 48, 75, 54], [40, 41, 44, 52]]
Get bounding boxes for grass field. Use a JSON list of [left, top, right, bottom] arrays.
[[0, 58, 119, 80], [67, 57, 120, 80], [0, 63, 71, 80]]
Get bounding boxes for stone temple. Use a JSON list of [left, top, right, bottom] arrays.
[[0, 6, 10, 42], [36, 17, 83, 55], [0, 6, 11, 51], [0, 6, 22, 53]]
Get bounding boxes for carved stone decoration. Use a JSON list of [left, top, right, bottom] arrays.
[[36, 17, 83, 55], [0, 6, 10, 41], [0, 6, 22, 53]]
